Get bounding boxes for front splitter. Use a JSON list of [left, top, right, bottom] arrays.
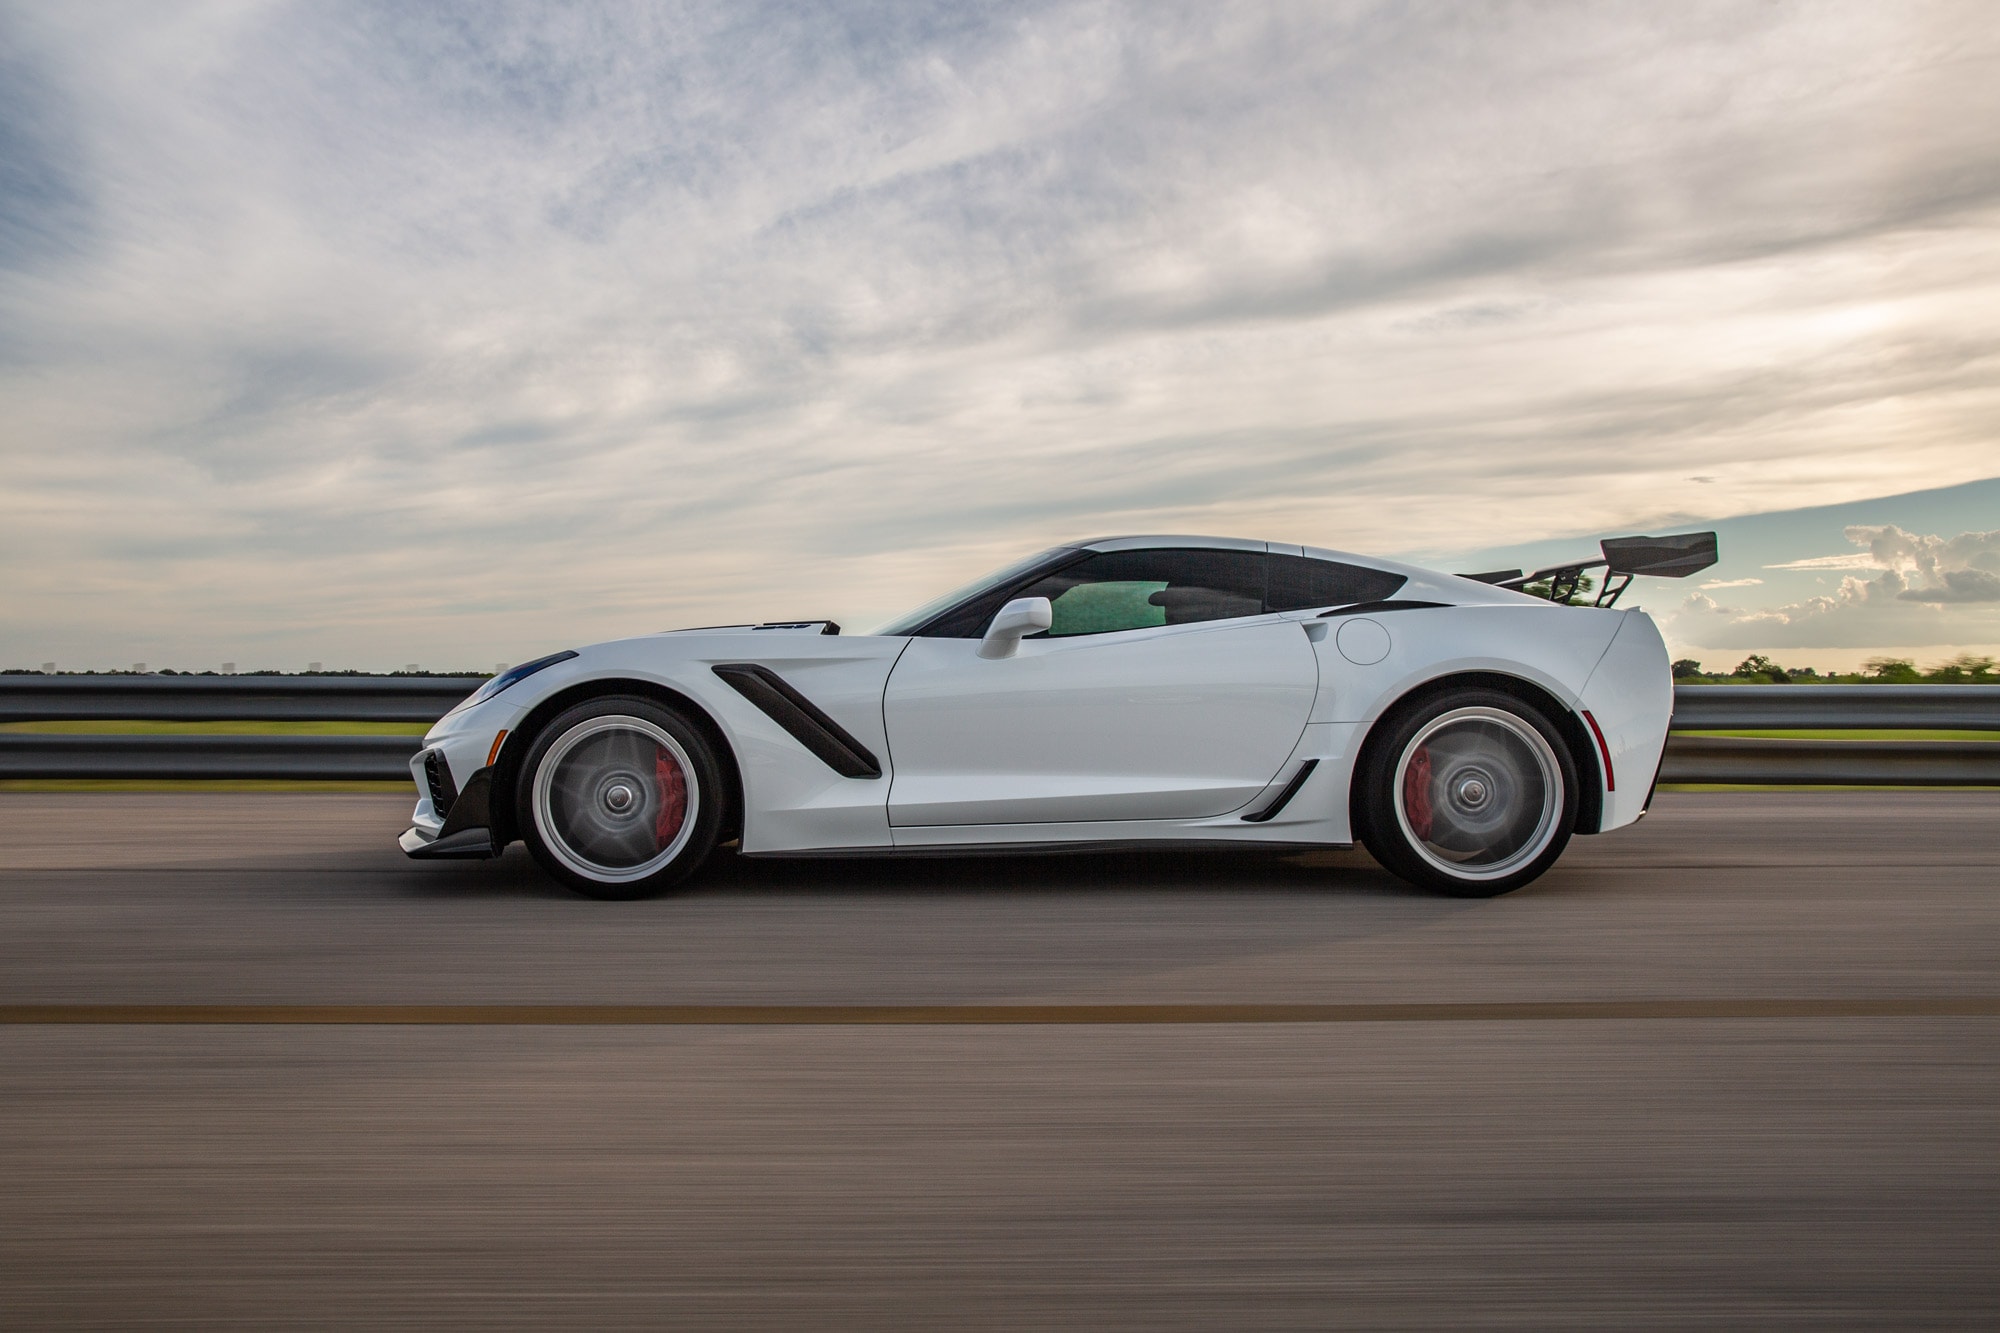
[[399, 826, 497, 860]]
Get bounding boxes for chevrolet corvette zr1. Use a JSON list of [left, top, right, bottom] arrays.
[[400, 531, 1713, 898]]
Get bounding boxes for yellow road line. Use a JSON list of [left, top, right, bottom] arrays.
[[0, 999, 1996, 1025]]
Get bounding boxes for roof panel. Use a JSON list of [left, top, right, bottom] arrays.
[[1073, 534, 1269, 553]]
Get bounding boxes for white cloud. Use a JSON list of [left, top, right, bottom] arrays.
[[1700, 577, 1763, 589], [3, 2, 2000, 666], [1680, 591, 1739, 616], [1663, 522, 2000, 656], [1764, 553, 1886, 570], [1912, 567, 2000, 603], [1759, 526, 2000, 594], [1846, 524, 2000, 601], [1734, 570, 1891, 626]]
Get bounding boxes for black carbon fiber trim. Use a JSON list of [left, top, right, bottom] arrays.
[[711, 664, 883, 779], [436, 768, 492, 842], [1317, 600, 1450, 618], [423, 749, 458, 819], [1243, 759, 1319, 823]]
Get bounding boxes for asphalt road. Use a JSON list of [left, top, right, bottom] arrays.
[[1, 791, 1995, 1328]]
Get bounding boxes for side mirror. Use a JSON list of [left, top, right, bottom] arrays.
[[978, 596, 1052, 659]]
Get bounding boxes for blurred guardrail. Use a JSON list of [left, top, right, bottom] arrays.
[[1, 677, 1997, 785], [1660, 685, 2000, 786], [1666, 684, 2000, 732], [0, 674, 483, 724], [0, 676, 484, 782]]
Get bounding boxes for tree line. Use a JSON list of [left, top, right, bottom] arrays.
[[1671, 653, 1998, 684]]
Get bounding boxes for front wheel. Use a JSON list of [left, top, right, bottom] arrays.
[[1354, 690, 1578, 897], [516, 697, 724, 899]]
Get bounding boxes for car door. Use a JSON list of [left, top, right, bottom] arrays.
[[881, 548, 1319, 826]]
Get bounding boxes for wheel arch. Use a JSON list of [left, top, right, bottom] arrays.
[[488, 677, 745, 849], [1349, 670, 1606, 837]]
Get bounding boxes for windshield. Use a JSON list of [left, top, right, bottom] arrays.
[[872, 547, 1079, 636]]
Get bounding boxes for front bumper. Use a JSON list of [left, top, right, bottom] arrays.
[[399, 757, 500, 860]]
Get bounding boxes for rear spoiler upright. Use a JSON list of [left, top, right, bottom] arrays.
[[1459, 531, 1718, 607]]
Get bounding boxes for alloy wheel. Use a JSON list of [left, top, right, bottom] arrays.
[[530, 714, 701, 884], [1391, 705, 1564, 883]]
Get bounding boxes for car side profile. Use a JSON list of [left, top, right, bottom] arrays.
[[400, 531, 1715, 898]]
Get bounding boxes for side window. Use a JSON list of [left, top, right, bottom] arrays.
[[1018, 549, 1267, 636], [1267, 553, 1407, 611], [902, 548, 1086, 638]]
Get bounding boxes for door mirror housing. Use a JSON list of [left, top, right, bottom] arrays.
[[978, 597, 1053, 659]]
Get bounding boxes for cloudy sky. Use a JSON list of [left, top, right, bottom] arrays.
[[3, 0, 1998, 671]]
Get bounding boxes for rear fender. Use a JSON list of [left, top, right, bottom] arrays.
[[1576, 613, 1673, 832], [1311, 604, 1625, 836]]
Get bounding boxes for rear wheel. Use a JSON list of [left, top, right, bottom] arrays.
[[516, 697, 723, 899], [1355, 689, 1578, 897]]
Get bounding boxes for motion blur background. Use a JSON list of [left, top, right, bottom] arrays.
[[3, 0, 1998, 672], [4, 5, 2000, 1328]]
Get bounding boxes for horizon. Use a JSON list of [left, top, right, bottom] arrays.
[[8, 470, 1999, 675]]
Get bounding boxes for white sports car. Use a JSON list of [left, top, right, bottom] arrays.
[[400, 531, 1715, 898]]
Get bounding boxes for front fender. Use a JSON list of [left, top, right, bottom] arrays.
[[437, 631, 911, 855]]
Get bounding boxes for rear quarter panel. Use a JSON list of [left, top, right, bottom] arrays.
[[1304, 603, 1631, 839], [1577, 612, 1673, 831], [1307, 604, 1627, 726]]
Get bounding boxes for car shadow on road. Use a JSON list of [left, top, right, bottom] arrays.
[[365, 841, 1475, 989], [695, 843, 1406, 898], [388, 839, 1428, 904]]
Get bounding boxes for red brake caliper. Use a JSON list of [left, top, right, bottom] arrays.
[[1403, 746, 1434, 841], [654, 747, 688, 848]]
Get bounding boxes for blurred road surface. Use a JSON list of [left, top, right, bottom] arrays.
[[1, 791, 1995, 1328]]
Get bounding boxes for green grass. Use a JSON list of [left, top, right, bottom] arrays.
[[0, 720, 430, 735], [1659, 784, 2000, 792], [1678, 729, 2000, 741], [1658, 729, 1999, 790], [0, 720, 426, 791], [0, 780, 412, 793]]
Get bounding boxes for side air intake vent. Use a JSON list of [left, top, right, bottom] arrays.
[[423, 749, 459, 819], [711, 664, 883, 778]]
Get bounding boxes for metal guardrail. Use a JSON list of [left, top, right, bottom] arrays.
[[1, 678, 1997, 786], [0, 676, 481, 782], [0, 734, 421, 781], [1659, 736, 2000, 786], [0, 675, 485, 725], [1662, 684, 2000, 786], [1668, 684, 2000, 732]]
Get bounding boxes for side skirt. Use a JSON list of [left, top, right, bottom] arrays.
[[1242, 759, 1319, 823], [741, 839, 1352, 860]]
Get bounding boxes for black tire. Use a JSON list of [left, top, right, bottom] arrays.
[[1353, 688, 1579, 897], [514, 696, 725, 900]]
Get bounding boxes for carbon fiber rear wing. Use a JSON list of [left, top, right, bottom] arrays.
[[1460, 531, 1717, 607]]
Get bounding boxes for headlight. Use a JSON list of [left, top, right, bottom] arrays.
[[447, 650, 577, 716]]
